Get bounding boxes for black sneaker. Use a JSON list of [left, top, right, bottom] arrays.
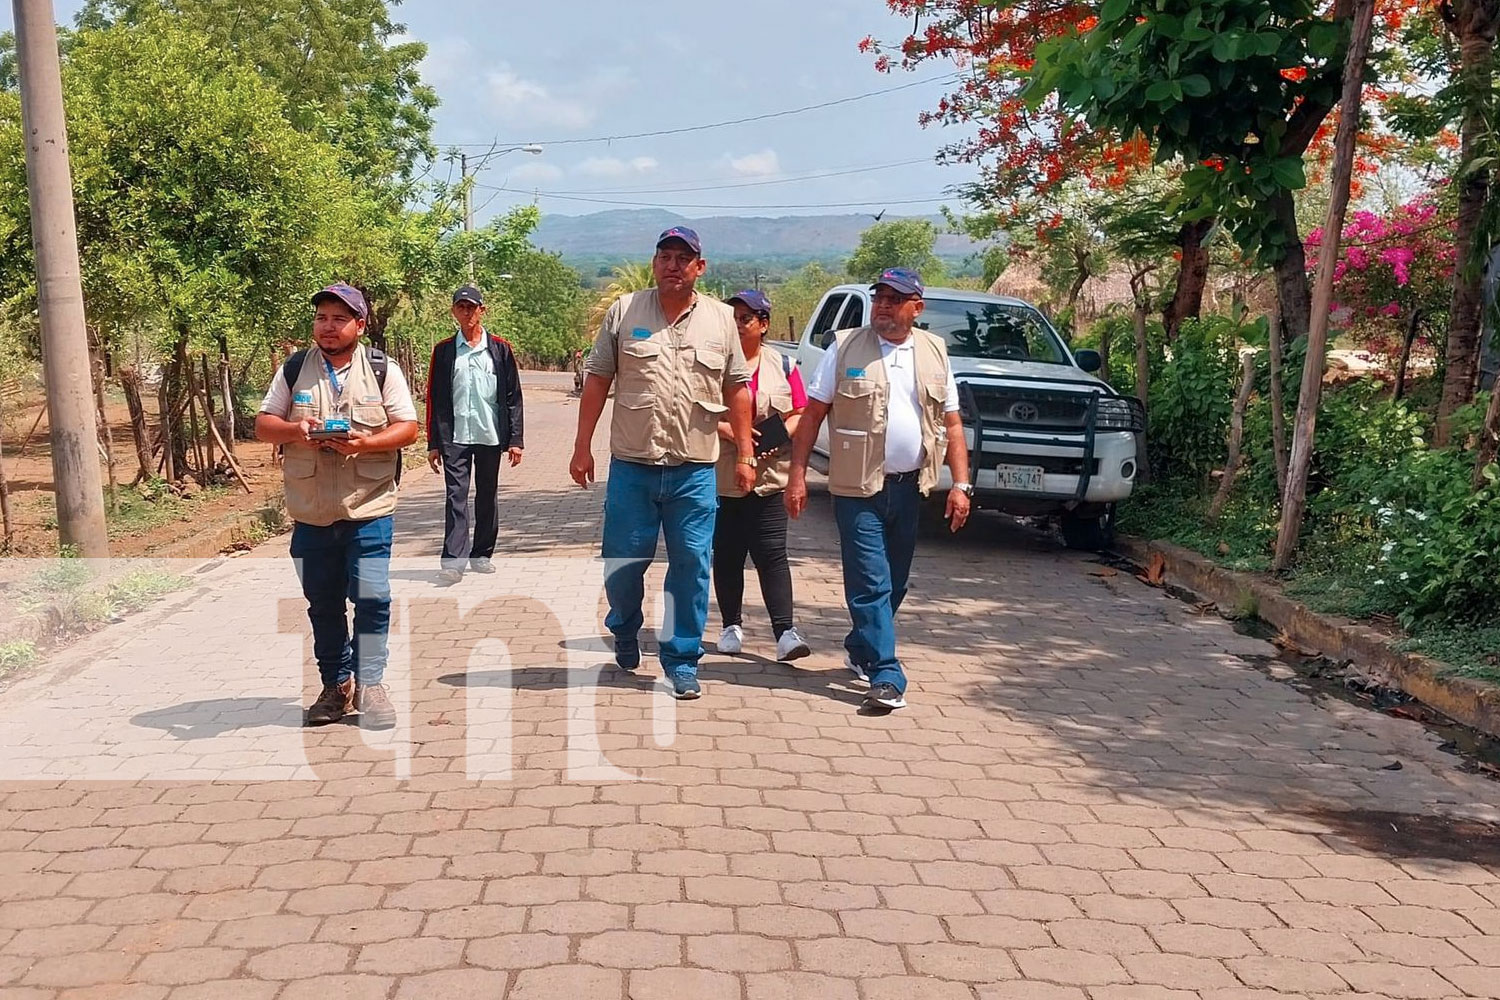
[[469, 557, 496, 574], [614, 636, 641, 671], [671, 674, 701, 700], [863, 683, 906, 711]]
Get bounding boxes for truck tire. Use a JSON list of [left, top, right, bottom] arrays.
[[1060, 504, 1116, 551]]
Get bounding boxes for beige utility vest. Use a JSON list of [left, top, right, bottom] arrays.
[[609, 291, 741, 465], [716, 349, 796, 497], [826, 326, 951, 498], [282, 346, 399, 526]]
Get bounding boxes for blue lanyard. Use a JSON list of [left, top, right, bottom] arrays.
[[322, 356, 344, 398]]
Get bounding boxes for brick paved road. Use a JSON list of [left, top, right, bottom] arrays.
[[1, 379, 1498, 999]]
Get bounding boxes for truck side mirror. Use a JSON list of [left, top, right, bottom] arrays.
[[1075, 349, 1102, 373]]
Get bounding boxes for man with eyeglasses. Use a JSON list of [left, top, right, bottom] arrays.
[[786, 267, 972, 712], [425, 284, 525, 585], [570, 227, 756, 700]]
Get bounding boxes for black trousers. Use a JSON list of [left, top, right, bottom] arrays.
[[712, 490, 795, 638], [441, 443, 503, 569]]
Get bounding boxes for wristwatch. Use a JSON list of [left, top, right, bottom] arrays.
[[951, 482, 974, 496], [737, 455, 757, 467]]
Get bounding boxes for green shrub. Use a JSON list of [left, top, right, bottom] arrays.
[[1146, 315, 1241, 478]]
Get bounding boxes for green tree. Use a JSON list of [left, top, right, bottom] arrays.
[[0, 18, 353, 359], [74, 0, 437, 185], [845, 219, 945, 284], [1028, 0, 1365, 346], [491, 250, 589, 366]]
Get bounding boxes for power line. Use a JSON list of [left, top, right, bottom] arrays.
[[437, 74, 959, 149], [483, 186, 954, 211], [478, 157, 936, 197]]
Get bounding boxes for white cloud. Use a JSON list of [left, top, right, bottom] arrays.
[[507, 162, 564, 184], [728, 149, 781, 177], [485, 68, 595, 130], [575, 156, 659, 178], [419, 37, 475, 91]]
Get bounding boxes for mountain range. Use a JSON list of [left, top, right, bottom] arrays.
[[531, 209, 985, 260]]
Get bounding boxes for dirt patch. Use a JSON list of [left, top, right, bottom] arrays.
[[2, 387, 284, 557], [1309, 808, 1500, 866]]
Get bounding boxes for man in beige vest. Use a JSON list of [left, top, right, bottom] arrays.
[[256, 283, 420, 728], [787, 268, 971, 712], [570, 227, 756, 700]]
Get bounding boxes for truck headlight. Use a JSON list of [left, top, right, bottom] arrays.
[[1095, 396, 1145, 432]]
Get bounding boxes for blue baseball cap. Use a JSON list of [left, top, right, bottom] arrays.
[[656, 226, 702, 255], [311, 282, 368, 320], [871, 267, 924, 298], [452, 284, 485, 306], [726, 289, 771, 316]]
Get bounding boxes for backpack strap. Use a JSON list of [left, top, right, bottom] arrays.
[[281, 348, 309, 390], [781, 351, 793, 378], [368, 346, 388, 388]]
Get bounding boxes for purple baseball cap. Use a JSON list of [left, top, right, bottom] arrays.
[[726, 289, 772, 316], [311, 282, 368, 320], [656, 226, 702, 255], [871, 267, 924, 298]]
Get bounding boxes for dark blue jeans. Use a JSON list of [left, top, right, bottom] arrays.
[[290, 516, 394, 687], [602, 457, 717, 679], [833, 474, 921, 693]]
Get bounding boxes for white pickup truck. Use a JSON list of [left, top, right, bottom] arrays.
[[774, 283, 1144, 550]]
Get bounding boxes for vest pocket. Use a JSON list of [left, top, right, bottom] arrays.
[[352, 404, 388, 430], [611, 390, 656, 457], [618, 339, 662, 393], [829, 428, 876, 492], [692, 349, 726, 398], [282, 451, 317, 479], [687, 399, 727, 462], [834, 379, 880, 429]]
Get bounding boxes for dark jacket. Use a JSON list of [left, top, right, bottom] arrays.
[[425, 331, 524, 452]]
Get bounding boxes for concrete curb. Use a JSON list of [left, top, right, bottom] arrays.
[[1113, 535, 1500, 740]]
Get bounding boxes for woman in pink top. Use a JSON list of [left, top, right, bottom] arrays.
[[712, 290, 812, 662]]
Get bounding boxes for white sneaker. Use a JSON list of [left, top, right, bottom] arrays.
[[716, 625, 743, 655], [776, 627, 811, 662], [844, 655, 870, 684]]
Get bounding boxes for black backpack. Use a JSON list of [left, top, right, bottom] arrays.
[[281, 346, 401, 485]]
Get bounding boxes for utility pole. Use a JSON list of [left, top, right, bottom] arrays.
[[461, 153, 474, 233], [13, 0, 109, 558]]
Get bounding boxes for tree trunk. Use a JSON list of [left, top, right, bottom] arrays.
[[1163, 219, 1213, 340], [1099, 322, 1112, 385], [157, 372, 175, 483], [1474, 384, 1500, 488], [1393, 307, 1423, 401], [1274, 0, 1377, 572], [218, 336, 236, 453], [119, 367, 153, 484], [1270, 188, 1314, 348], [1269, 296, 1290, 495], [199, 353, 217, 473], [181, 341, 206, 483], [0, 403, 13, 549], [1437, 0, 1500, 444], [1209, 351, 1258, 522], [93, 352, 118, 512]]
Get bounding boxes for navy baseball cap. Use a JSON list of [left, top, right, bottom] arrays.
[[726, 289, 772, 316], [656, 226, 702, 255], [452, 284, 485, 306], [871, 267, 924, 297], [311, 282, 368, 320]]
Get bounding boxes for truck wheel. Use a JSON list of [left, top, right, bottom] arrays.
[[1060, 504, 1116, 551]]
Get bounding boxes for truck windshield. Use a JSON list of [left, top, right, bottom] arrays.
[[915, 298, 1070, 365]]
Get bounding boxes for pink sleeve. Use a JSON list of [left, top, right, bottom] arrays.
[[787, 367, 808, 409]]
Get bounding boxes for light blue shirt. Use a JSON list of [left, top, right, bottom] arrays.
[[452, 332, 501, 447]]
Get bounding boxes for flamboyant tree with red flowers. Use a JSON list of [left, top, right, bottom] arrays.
[[863, 0, 1414, 346]]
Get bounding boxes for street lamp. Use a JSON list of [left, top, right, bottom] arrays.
[[459, 144, 543, 232]]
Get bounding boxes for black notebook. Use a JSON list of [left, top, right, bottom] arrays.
[[754, 412, 791, 456]]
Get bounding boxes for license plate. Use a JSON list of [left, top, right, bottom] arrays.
[[995, 464, 1046, 492]]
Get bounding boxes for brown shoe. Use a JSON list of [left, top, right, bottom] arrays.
[[358, 683, 397, 729], [307, 678, 356, 726]]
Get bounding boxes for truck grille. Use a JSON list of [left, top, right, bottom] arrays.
[[961, 383, 1095, 432], [975, 454, 1099, 475]]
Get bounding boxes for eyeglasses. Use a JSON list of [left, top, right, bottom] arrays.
[[872, 291, 917, 306]]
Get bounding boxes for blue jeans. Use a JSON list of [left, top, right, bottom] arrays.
[[833, 475, 921, 693], [602, 457, 717, 679], [290, 516, 394, 687]]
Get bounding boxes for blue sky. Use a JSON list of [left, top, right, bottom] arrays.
[[5, 0, 982, 223]]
